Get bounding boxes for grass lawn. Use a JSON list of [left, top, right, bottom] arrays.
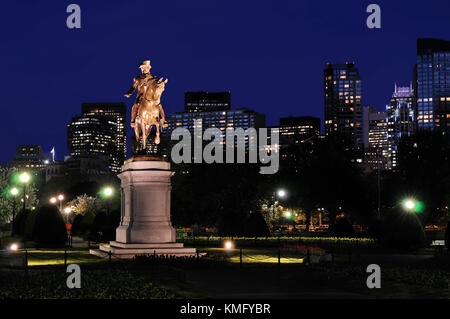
[[3, 244, 450, 299], [198, 247, 305, 264]]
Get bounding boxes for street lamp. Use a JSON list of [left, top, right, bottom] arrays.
[[64, 207, 72, 223], [224, 240, 234, 250], [10, 187, 19, 228], [401, 198, 424, 213], [402, 199, 415, 211], [272, 188, 287, 220], [284, 211, 295, 232], [19, 172, 30, 211], [50, 197, 57, 204], [101, 186, 114, 214], [57, 194, 64, 213]]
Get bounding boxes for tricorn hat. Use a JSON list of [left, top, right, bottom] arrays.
[[139, 60, 151, 68]]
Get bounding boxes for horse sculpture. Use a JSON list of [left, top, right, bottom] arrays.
[[134, 77, 168, 149]]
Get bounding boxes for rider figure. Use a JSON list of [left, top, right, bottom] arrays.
[[124, 60, 166, 128]]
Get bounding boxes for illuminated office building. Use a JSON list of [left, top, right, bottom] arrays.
[[324, 62, 363, 152], [278, 116, 320, 145], [81, 102, 126, 168], [10, 145, 50, 170], [386, 83, 415, 168], [164, 108, 265, 143], [415, 38, 450, 133], [363, 107, 390, 171], [67, 115, 118, 172], [184, 91, 231, 113]]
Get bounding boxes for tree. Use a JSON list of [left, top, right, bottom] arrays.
[[68, 194, 105, 216], [243, 212, 271, 237], [397, 131, 450, 225], [381, 207, 426, 250], [0, 167, 39, 224]]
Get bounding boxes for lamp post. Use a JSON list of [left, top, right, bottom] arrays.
[[57, 194, 64, 213], [102, 186, 113, 214], [10, 187, 19, 228], [64, 207, 72, 224], [19, 172, 30, 211], [272, 189, 286, 220], [401, 198, 424, 214]]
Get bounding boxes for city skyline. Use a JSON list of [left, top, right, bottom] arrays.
[[1, 1, 450, 164]]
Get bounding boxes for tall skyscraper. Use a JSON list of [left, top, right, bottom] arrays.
[[415, 38, 450, 133], [386, 83, 415, 169], [184, 91, 231, 113], [324, 62, 363, 151], [67, 115, 118, 172], [81, 102, 127, 168], [363, 107, 390, 171]]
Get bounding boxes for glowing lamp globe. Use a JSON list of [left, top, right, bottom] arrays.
[[19, 172, 30, 183], [224, 240, 234, 250]]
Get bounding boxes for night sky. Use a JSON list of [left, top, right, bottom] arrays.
[[1, 0, 450, 163]]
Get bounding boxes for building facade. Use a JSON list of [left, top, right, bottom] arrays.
[[386, 83, 415, 169], [81, 102, 127, 169], [164, 108, 266, 143], [415, 38, 450, 133], [363, 107, 390, 171], [184, 91, 231, 113], [67, 115, 118, 172], [324, 62, 363, 152], [9, 145, 50, 171]]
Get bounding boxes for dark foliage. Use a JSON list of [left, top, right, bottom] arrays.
[[12, 209, 30, 237], [380, 207, 426, 250], [172, 162, 264, 236], [91, 209, 120, 241], [242, 212, 271, 237], [445, 220, 450, 249], [33, 204, 67, 247], [70, 214, 84, 235], [331, 217, 355, 237]]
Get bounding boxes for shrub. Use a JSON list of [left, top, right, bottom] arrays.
[[381, 207, 426, 250], [331, 217, 355, 237], [91, 209, 120, 241], [33, 204, 67, 247], [368, 217, 383, 240], [243, 212, 271, 237], [12, 209, 30, 237], [23, 210, 37, 241], [70, 214, 84, 235], [444, 220, 450, 249]]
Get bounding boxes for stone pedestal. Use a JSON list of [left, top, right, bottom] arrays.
[[90, 156, 197, 259]]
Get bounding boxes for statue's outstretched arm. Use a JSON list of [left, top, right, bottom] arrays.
[[124, 78, 138, 97]]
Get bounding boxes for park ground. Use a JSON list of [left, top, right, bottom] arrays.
[[1, 237, 450, 299]]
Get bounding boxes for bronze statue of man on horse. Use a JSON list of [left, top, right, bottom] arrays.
[[124, 60, 168, 149]]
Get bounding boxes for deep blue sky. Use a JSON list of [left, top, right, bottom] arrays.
[[1, 0, 450, 163]]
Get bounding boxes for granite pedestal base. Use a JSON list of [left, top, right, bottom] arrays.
[[90, 157, 197, 259]]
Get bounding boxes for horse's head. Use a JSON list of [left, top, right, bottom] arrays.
[[143, 77, 167, 101], [153, 78, 168, 100]]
